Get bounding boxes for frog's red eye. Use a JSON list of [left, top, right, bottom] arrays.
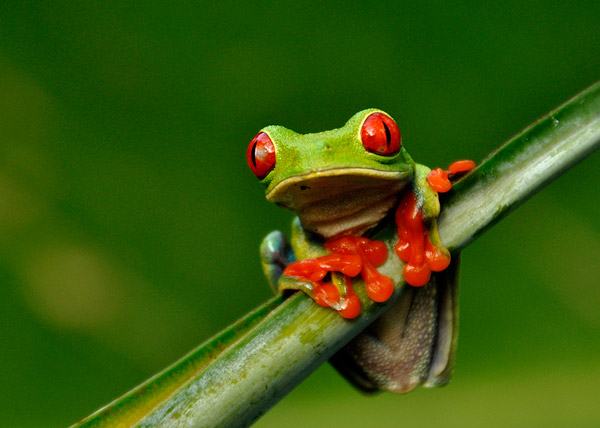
[[360, 112, 401, 156], [247, 132, 276, 179]]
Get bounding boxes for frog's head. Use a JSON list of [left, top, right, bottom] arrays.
[[247, 109, 414, 238]]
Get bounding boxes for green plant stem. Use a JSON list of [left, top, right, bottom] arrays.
[[71, 81, 600, 428]]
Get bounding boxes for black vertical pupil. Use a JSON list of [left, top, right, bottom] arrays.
[[382, 120, 391, 148], [251, 141, 258, 167]]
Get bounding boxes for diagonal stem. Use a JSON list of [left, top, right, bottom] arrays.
[[439, 82, 600, 250], [71, 81, 600, 428]]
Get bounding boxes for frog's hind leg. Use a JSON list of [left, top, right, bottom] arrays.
[[260, 230, 295, 292], [424, 254, 460, 388], [329, 254, 460, 393]]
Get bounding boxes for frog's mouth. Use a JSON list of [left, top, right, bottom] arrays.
[[266, 168, 408, 238]]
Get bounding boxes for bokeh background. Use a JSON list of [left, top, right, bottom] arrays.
[[1, 2, 599, 427]]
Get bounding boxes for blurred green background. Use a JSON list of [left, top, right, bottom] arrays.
[[0, 2, 599, 427]]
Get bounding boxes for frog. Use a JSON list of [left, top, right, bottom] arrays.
[[247, 109, 475, 393]]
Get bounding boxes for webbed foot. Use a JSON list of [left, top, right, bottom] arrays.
[[395, 192, 451, 286], [282, 236, 394, 319], [397, 160, 475, 287], [426, 159, 476, 193]]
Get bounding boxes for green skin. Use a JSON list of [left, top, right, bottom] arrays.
[[260, 108, 441, 231], [257, 109, 459, 394]]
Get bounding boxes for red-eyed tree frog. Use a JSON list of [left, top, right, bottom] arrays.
[[247, 109, 474, 393]]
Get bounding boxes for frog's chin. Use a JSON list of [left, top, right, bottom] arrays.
[[266, 168, 408, 238]]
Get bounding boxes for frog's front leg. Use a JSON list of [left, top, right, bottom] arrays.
[[260, 220, 356, 313], [260, 227, 356, 314], [276, 219, 393, 319], [396, 164, 452, 286], [395, 159, 475, 286]]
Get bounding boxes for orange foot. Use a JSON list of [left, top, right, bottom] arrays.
[[283, 160, 475, 317], [397, 159, 475, 287], [395, 192, 451, 287], [426, 159, 476, 193], [283, 236, 394, 319]]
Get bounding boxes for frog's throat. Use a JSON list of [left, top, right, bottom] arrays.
[[266, 168, 408, 238]]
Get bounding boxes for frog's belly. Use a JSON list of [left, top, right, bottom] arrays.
[[270, 173, 407, 238]]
